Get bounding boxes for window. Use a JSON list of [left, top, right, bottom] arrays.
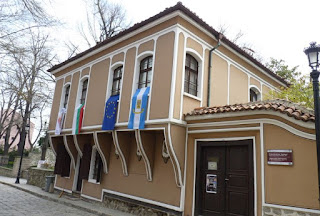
[[63, 85, 70, 108], [80, 79, 88, 105], [111, 66, 123, 96], [89, 147, 103, 183], [138, 56, 153, 89], [184, 54, 198, 96], [250, 87, 260, 102]]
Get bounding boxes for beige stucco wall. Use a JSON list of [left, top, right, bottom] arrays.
[[81, 67, 90, 78], [111, 52, 124, 65], [250, 77, 261, 90], [83, 58, 110, 127], [229, 65, 248, 104], [262, 84, 272, 99], [264, 124, 319, 209], [149, 31, 175, 120], [64, 75, 72, 83], [80, 130, 181, 207], [49, 79, 64, 130], [210, 53, 228, 107], [55, 168, 75, 191], [183, 96, 201, 115], [138, 40, 154, 55], [118, 47, 136, 123], [186, 37, 203, 57]]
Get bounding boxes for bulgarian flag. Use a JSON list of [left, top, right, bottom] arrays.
[[72, 104, 85, 134]]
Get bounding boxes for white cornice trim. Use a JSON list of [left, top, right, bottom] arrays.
[[187, 118, 315, 140], [185, 110, 315, 129]]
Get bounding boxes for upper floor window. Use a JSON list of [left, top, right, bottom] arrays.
[[250, 87, 261, 102], [111, 66, 123, 96], [138, 56, 153, 89], [184, 54, 198, 96], [63, 85, 70, 108], [80, 79, 88, 105]]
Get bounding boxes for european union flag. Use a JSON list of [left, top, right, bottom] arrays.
[[102, 94, 119, 130]]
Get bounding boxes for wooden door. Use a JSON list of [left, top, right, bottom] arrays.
[[195, 140, 254, 216]]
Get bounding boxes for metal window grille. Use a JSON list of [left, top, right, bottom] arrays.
[[184, 54, 198, 96], [138, 56, 153, 89], [111, 66, 123, 96], [80, 79, 88, 105]]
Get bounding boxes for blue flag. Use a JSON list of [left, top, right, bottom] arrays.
[[128, 87, 150, 129], [102, 94, 119, 130]]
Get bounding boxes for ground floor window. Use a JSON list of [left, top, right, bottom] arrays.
[[89, 147, 103, 183]]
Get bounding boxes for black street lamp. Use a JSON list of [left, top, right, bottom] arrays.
[[304, 42, 320, 197], [15, 123, 30, 184]]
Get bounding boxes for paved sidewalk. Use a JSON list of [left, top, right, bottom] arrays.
[[0, 176, 133, 216]]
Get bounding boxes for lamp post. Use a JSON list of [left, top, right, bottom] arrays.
[[304, 42, 320, 197], [15, 123, 30, 184]]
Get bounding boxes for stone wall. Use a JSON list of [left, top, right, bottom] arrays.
[[0, 166, 28, 178], [27, 167, 54, 188], [12, 156, 31, 175], [0, 166, 14, 177], [0, 156, 9, 166], [29, 152, 41, 167], [102, 194, 180, 216], [263, 206, 320, 216], [45, 148, 56, 168]]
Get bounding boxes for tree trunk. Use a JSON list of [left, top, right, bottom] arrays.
[[17, 100, 30, 155]]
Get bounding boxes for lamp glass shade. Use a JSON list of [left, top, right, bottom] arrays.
[[305, 42, 320, 70], [308, 51, 319, 69]]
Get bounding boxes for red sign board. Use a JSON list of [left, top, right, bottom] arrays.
[[267, 150, 293, 165]]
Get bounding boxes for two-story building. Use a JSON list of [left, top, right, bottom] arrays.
[[48, 3, 318, 216]]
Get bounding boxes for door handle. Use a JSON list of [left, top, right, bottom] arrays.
[[225, 178, 229, 181]]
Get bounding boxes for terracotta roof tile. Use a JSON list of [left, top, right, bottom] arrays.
[[185, 99, 315, 122]]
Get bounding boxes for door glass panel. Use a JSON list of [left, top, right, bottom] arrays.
[[207, 156, 219, 170]]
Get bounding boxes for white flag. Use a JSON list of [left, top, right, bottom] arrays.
[[55, 108, 67, 135]]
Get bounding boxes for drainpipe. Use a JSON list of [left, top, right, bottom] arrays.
[[207, 33, 223, 107]]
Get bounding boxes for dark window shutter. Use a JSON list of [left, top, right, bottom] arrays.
[[54, 143, 71, 177], [54, 144, 64, 175], [61, 149, 71, 177], [79, 143, 92, 180]]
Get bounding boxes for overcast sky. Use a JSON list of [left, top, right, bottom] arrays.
[[48, 0, 320, 75]]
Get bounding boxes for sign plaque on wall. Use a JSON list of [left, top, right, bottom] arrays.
[[267, 149, 293, 165]]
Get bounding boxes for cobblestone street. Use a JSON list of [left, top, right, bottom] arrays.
[[0, 184, 95, 216]]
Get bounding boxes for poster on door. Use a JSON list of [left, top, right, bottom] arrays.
[[206, 174, 217, 193]]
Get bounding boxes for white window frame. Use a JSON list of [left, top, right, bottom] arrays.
[[183, 49, 203, 100], [75, 75, 90, 108], [106, 62, 124, 100], [59, 83, 71, 129], [249, 85, 261, 102], [88, 145, 102, 184], [132, 51, 154, 92]]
